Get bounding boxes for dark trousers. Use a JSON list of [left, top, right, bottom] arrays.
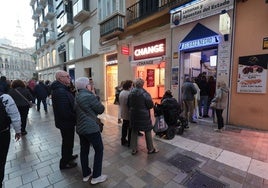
[[79, 132, 103, 178], [18, 106, 29, 132], [121, 120, 131, 145], [215, 109, 224, 129], [0, 130, 10, 186], [37, 98, 47, 111], [60, 128, 75, 166]]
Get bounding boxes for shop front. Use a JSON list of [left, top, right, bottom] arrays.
[[131, 39, 167, 99], [105, 53, 118, 102], [170, 0, 234, 122]]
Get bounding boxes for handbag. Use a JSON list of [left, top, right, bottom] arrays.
[[210, 101, 217, 109], [153, 115, 168, 133], [76, 101, 104, 132], [14, 89, 34, 108]]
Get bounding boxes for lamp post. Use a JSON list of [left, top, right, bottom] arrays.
[[219, 10, 231, 41]]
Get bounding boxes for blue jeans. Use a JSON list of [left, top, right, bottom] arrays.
[[37, 98, 47, 111], [199, 95, 208, 116], [79, 132, 103, 178]]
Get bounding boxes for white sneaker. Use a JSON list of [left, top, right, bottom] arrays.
[[82, 172, 92, 182], [91, 175, 107, 185]]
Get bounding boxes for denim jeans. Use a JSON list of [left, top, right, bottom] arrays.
[[0, 130, 10, 185], [37, 98, 47, 111], [199, 95, 208, 116], [79, 132, 103, 178]]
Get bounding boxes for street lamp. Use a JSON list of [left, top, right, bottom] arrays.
[[219, 10, 231, 41]]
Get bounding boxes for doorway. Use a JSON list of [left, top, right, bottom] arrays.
[[106, 65, 118, 102]]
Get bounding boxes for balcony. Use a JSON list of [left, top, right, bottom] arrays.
[[40, 15, 48, 27], [73, 0, 90, 23], [125, 0, 191, 35], [35, 3, 43, 14], [32, 12, 39, 20], [30, 0, 35, 6], [100, 13, 125, 41], [39, 0, 46, 7], [45, 31, 56, 44], [60, 13, 74, 33], [36, 24, 43, 33], [44, 4, 55, 20], [41, 36, 49, 48], [35, 39, 41, 52]]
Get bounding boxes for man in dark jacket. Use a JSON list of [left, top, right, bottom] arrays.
[[128, 78, 159, 155], [34, 80, 48, 113], [51, 70, 77, 170]]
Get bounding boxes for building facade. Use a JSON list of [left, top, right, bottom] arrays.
[[0, 43, 36, 81]]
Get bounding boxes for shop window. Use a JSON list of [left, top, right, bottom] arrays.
[[68, 38, 75, 60], [82, 30, 91, 56]]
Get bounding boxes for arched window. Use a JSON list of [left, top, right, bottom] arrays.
[[82, 30, 91, 56], [52, 49, 56, 65]]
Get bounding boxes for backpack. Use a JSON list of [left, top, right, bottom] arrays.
[[0, 93, 11, 132]]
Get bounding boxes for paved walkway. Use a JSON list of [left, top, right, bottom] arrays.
[[3, 102, 268, 188]]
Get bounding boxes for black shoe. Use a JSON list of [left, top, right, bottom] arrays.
[[184, 125, 189, 129], [71, 154, 78, 160], [21, 131, 27, 135], [60, 161, 77, 170], [121, 140, 128, 146], [138, 132, 143, 136]]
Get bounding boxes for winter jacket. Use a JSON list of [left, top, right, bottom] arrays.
[[74, 89, 105, 135], [161, 97, 180, 126], [8, 87, 34, 108], [34, 82, 49, 99], [119, 89, 131, 120], [51, 80, 76, 129], [213, 86, 229, 110], [181, 81, 197, 101], [0, 93, 21, 133], [128, 87, 154, 131]]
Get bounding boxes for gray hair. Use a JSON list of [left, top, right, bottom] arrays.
[[134, 78, 144, 88], [75, 77, 89, 90]]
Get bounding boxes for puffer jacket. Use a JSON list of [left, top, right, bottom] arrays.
[[213, 86, 229, 110], [128, 87, 154, 131], [51, 80, 76, 129], [75, 89, 105, 135]]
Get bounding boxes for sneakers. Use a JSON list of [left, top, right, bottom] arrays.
[[91, 175, 107, 185], [82, 172, 92, 182]]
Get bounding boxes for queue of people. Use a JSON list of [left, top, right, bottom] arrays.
[[0, 71, 228, 187]]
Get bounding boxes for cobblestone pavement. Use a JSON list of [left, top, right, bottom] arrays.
[[3, 102, 268, 188]]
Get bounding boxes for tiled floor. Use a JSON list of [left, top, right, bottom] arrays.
[[2, 102, 268, 188]]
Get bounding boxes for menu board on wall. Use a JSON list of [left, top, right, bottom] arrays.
[[147, 69, 155, 87], [237, 54, 268, 93]]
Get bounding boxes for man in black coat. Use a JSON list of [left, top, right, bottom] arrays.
[[34, 80, 48, 113], [51, 70, 77, 170]]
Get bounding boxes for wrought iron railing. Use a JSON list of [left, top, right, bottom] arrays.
[[100, 14, 125, 37], [126, 0, 190, 26]]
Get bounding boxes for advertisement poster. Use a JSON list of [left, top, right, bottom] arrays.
[[237, 54, 268, 93], [171, 67, 179, 85], [147, 69, 155, 87]]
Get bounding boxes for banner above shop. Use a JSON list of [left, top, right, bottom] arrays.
[[170, 0, 234, 28], [131, 57, 164, 67], [179, 35, 220, 51]]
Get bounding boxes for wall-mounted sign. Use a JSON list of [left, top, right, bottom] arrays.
[[237, 54, 268, 93], [121, 46, 130, 55], [263, 37, 268, 50], [147, 69, 155, 87], [131, 57, 164, 67], [170, 0, 234, 28], [133, 39, 166, 60], [105, 53, 118, 65], [179, 35, 220, 51]]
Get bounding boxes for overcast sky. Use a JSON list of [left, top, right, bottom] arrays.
[[0, 0, 35, 48]]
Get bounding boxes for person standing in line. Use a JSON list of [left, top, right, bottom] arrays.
[[128, 78, 159, 155], [213, 81, 229, 132], [119, 80, 133, 147], [8, 80, 34, 135], [207, 76, 216, 119], [192, 78, 201, 120], [74, 77, 107, 184], [198, 75, 210, 118], [0, 92, 21, 187], [114, 81, 124, 124], [34, 80, 49, 113], [50, 70, 78, 170], [181, 77, 197, 124], [0, 76, 9, 94]]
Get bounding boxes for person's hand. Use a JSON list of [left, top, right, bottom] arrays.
[[15, 133, 21, 141]]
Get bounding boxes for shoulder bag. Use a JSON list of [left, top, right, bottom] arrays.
[[14, 89, 34, 108]]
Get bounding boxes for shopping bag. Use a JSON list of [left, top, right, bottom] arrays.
[[153, 115, 168, 133]]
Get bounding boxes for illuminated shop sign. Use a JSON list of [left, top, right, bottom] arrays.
[[105, 53, 118, 65], [179, 35, 220, 51], [133, 39, 166, 60], [170, 0, 234, 27], [131, 57, 164, 67]]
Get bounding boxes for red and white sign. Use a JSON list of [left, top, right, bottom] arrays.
[[133, 39, 166, 60]]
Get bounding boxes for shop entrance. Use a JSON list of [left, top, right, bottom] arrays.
[[134, 62, 165, 99], [106, 65, 118, 102], [180, 48, 217, 121]]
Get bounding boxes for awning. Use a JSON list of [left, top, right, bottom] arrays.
[[179, 23, 220, 51]]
